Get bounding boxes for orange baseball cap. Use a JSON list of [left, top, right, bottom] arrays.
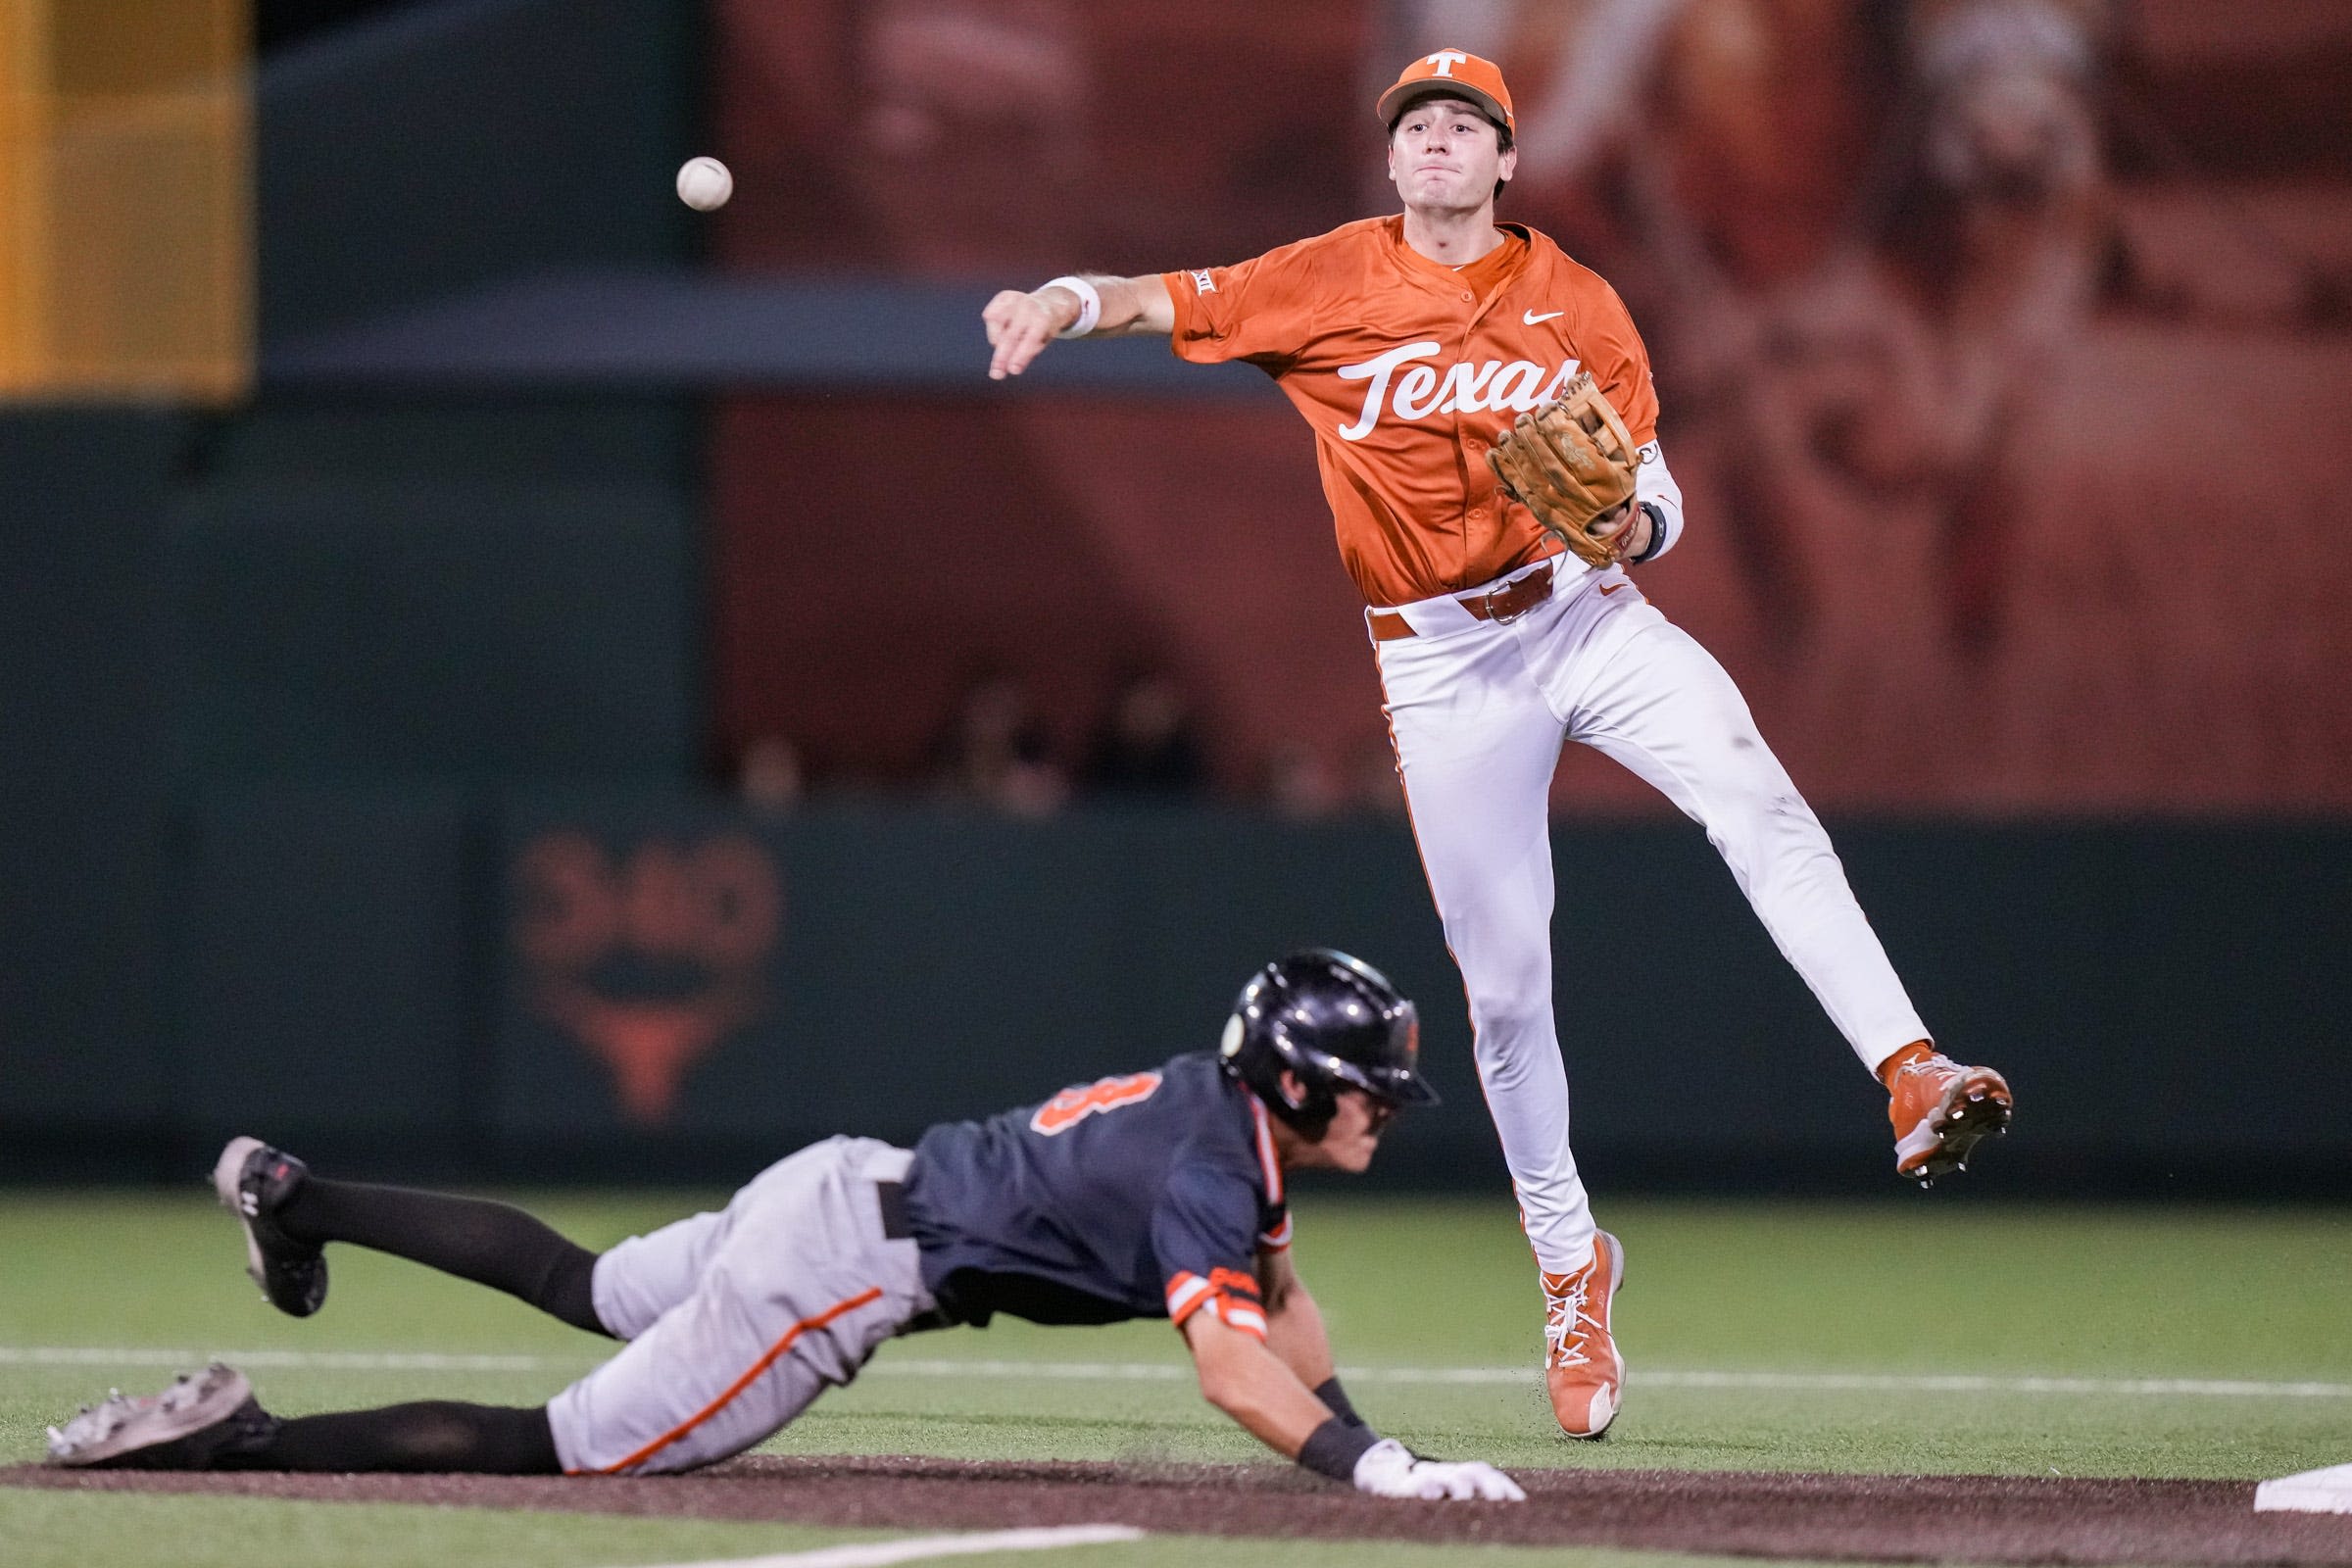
[[1376, 49, 1515, 137]]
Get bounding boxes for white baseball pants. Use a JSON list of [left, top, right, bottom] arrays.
[[548, 1137, 931, 1474], [1373, 559, 1929, 1275]]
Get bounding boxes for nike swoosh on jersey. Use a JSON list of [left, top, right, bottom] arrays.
[[1598, 582, 1631, 596], [1523, 310, 1565, 324]]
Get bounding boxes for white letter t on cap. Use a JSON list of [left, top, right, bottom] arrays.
[[1425, 51, 1468, 76]]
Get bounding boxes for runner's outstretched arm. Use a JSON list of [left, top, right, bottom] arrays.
[[1256, 1245, 1337, 1393], [1182, 1310, 1523, 1499], [1181, 1306, 1348, 1460]]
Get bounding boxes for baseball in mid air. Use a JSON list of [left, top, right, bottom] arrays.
[[675, 156, 733, 212]]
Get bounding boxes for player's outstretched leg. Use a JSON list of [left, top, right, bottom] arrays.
[[1377, 618, 1622, 1437], [214, 1136, 610, 1335], [44, 1363, 561, 1473], [1567, 620, 2018, 1183]]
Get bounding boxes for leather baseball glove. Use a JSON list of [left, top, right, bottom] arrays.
[[1486, 371, 1642, 569]]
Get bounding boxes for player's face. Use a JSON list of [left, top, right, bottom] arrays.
[[1310, 1087, 1394, 1173], [1386, 98, 1515, 216]]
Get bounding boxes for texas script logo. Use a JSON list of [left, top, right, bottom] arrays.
[[1336, 344, 1584, 441]]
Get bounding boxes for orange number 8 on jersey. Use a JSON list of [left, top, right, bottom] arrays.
[[1030, 1071, 1164, 1135]]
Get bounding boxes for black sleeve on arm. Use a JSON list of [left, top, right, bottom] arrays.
[[1313, 1375, 1366, 1428], [1297, 1415, 1381, 1483]]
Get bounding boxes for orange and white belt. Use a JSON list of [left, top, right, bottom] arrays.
[[1365, 558, 1580, 642]]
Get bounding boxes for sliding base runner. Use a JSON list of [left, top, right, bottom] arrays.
[[46, 952, 1522, 1503]]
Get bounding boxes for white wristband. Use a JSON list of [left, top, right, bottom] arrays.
[[1041, 275, 1102, 339]]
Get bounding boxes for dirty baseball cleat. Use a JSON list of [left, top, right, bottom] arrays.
[[214, 1135, 327, 1316], [1543, 1230, 1626, 1439], [1885, 1045, 2013, 1186], [45, 1363, 278, 1469]]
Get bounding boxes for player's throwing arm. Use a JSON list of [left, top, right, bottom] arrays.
[[983, 274, 1174, 379]]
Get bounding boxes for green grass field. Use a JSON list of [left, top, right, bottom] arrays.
[[4, 1191, 2348, 1567]]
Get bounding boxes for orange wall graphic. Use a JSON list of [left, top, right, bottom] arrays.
[[711, 0, 2352, 817], [513, 831, 783, 1123]]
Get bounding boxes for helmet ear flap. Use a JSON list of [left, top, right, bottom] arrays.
[[1221, 1007, 1335, 1138], [1274, 1066, 1337, 1132], [1287, 1072, 1339, 1140]]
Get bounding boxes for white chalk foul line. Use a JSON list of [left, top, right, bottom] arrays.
[[868, 1358, 2352, 1401], [5, 1347, 2348, 1400], [0, 1347, 548, 1372], [603, 1525, 1146, 1568], [1626, 1370, 2352, 1399]]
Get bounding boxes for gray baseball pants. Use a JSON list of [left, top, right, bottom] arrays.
[[546, 1137, 933, 1474]]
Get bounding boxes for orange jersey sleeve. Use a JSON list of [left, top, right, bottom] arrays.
[[1161, 234, 1332, 372]]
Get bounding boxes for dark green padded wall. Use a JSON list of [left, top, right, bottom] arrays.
[[0, 414, 181, 1137], [164, 399, 698, 783], [258, 0, 693, 343]]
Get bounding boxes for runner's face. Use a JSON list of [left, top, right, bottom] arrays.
[[1311, 1087, 1392, 1173], [1387, 98, 1514, 215]]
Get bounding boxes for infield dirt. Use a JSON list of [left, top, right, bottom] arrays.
[[11, 1455, 2352, 1564]]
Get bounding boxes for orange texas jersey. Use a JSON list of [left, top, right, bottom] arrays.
[[1164, 216, 1660, 609]]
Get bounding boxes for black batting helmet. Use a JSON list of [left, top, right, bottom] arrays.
[[1218, 949, 1438, 1138]]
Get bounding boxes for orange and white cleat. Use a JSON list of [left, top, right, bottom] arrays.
[[1886, 1044, 2013, 1187], [1542, 1230, 1625, 1439]]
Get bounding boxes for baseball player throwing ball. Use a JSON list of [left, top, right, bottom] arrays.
[[47, 953, 1523, 1502], [980, 50, 2015, 1439]]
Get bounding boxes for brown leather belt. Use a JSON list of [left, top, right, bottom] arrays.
[[1369, 563, 1555, 641]]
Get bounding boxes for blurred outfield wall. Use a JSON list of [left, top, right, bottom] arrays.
[[6, 393, 2345, 1198], [3, 0, 2349, 1198], [1, 764, 2348, 1196]]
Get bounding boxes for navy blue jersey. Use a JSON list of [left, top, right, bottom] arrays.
[[901, 1052, 1291, 1337]]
